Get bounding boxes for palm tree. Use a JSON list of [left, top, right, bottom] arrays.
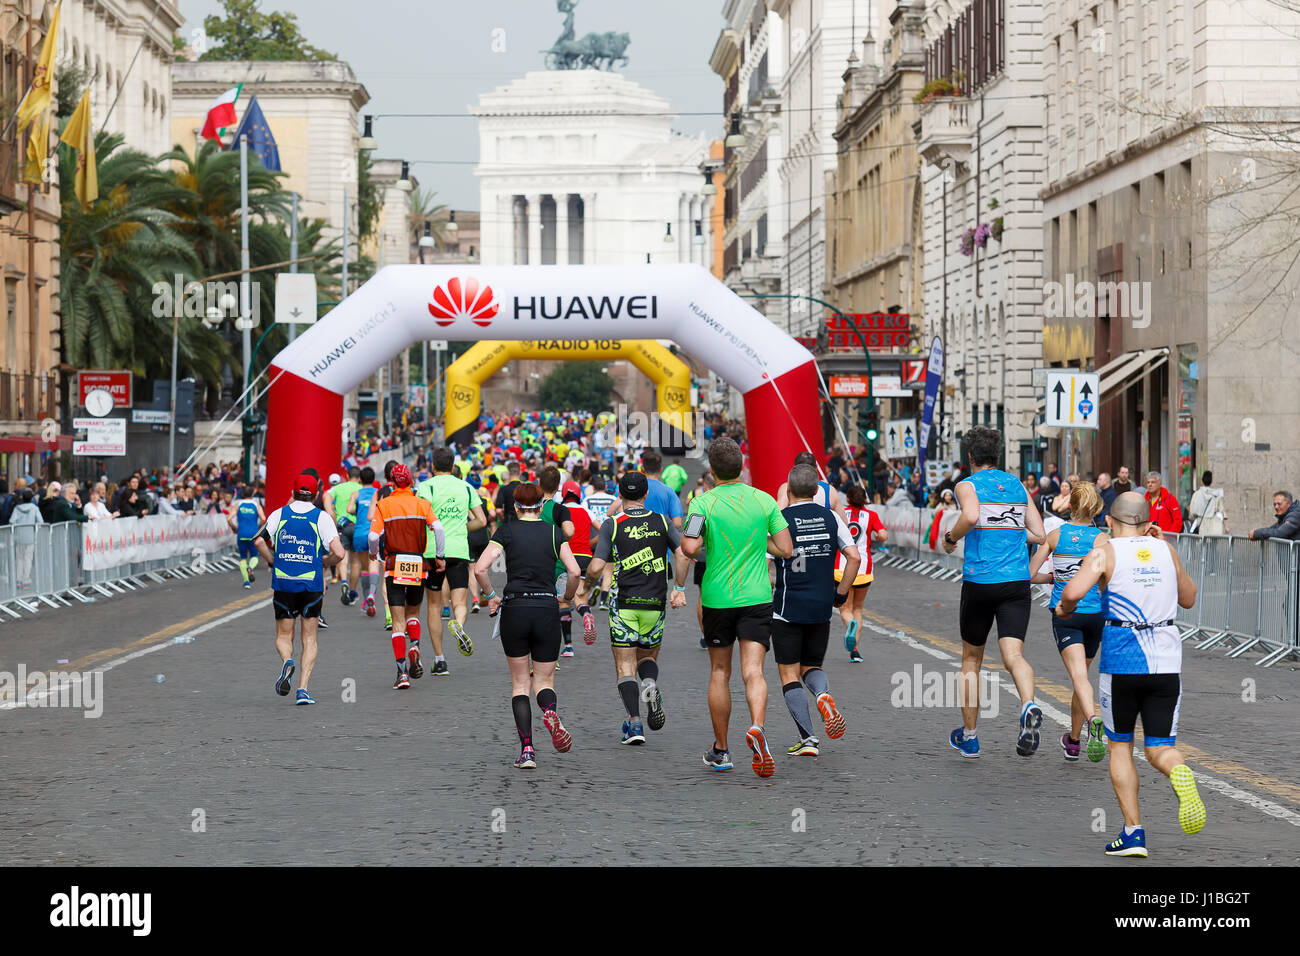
[[409, 185, 448, 261]]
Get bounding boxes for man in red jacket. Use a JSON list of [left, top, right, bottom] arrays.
[[1145, 471, 1183, 533]]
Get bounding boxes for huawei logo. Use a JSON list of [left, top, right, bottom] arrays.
[[428, 277, 499, 328]]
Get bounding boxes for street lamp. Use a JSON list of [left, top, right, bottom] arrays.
[[693, 219, 705, 245], [725, 113, 746, 149], [396, 160, 412, 192], [663, 221, 674, 244], [701, 170, 717, 196], [445, 210, 458, 233], [419, 221, 435, 248], [359, 114, 378, 151]]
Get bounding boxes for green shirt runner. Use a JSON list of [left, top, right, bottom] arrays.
[[661, 463, 688, 493], [685, 483, 788, 608], [331, 480, 361, 522], [416, 473, 478, 561]]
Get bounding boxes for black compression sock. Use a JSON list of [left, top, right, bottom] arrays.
[[536, 687, 558, 713], [618, 676, 641, 717], [512, 694, 532, 747], [636, 659, 659, 684], [561, 617, 572, 642]]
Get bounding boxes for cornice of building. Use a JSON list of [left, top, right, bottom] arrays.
[[710, 27, 742, 77], [1038, 116, 1198, 203], [173, 60, 370, 109]]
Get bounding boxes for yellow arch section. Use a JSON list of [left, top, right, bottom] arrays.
[[444, 339, 693, 441]]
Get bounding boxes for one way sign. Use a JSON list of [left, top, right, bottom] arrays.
[[884, 418, 918, 458], [1044, 370, 1099, 429]]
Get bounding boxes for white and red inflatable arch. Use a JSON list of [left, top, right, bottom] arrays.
[[265, 264, 821, 503]]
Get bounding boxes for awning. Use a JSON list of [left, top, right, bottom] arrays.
[[0, 435, 74, 454], [1098, 347, 1169, 397]]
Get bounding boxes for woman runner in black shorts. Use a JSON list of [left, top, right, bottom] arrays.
[[473, 482, 583, 769]]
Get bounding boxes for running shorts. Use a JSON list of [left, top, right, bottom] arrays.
[[701, 602, 773, 649], [499, 601, 562, 662], [424, 557, 470, 591], [771, 619, 830, 667], [385, 580, 426, 607], [609, 606, 665, 648], [958, 580, 1032, 646], [693, 559, 706, 587], [1100, 672, 1181, 747], [1051, 610, 1104, 658], [834, 568, 873, 588], [273, 589, 323, 620], [238, 538, 257, 560]]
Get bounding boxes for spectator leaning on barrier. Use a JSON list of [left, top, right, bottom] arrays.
[[51, 482, 87, 524], [1187, 472, 1228, 536], [84, 484, 112, 520], [1145, 471, 1183, 533], [10, 489, 42, 587], [1249, 492, 1300, 542]]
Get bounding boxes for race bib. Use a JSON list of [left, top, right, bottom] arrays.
[[393, 553, 424, 586]]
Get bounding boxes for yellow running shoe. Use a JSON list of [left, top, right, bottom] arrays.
[[1170, 765, 1206, 835]]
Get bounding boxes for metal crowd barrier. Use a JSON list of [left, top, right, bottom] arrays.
[[0, 517, 239, 622], [868, 508, 1300, 668]]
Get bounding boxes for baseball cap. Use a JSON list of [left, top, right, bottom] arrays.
[[561, 479, 582, 502], [391, 463, 412, 488], [328, 473, 341, 485], [618, 472, 648, 500], [605, 479, 618, 494], [466, 473, 482, 489], [295, 472, 317, 495]]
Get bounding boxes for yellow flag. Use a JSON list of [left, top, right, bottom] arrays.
[[23, 112, 49, 184], [59, 89, 97, 206], [15, 0, 61, 133]]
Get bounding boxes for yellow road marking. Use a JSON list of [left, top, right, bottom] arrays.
[[863, 607, 1300, 807]]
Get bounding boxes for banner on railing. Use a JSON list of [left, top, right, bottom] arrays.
[[82, 515, 235, 573]]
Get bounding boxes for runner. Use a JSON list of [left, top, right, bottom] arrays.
[[1057, 491, 1204, 857], [328, 466, 362, 604], [538, 467, 579, 656], [368, 463, 445, 689], [494, 461, 523, 523], [345, 467, 381, 616], [837, 484, 887, 663], [683, 437, 793, 777], [582, 476, 619, 610], [1029, 481, 1109, 762], [466, 474, 495, 612], [228, 485, 264, 590], [472, 482, 583, 770], [687, 472, 716, 649], [772, 464, 860, 756], [376, 459, 400, 632], [416, 448, 484, 674], [324, 473, 346, 587], [585, 471, 689, 744], [558, 478, 598, 654], [776, 451, 848, 523], [255, 471, 346, 706], [637, 450, 684, 530], [941, 426, 1047, 758]]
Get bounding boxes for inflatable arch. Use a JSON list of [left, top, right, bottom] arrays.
[[265, 264, 821, 502], [443, 338, 693, 449]]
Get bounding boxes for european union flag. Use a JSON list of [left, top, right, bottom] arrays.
[[228, 95, 280, 172]]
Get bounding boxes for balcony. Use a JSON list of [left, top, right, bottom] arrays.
[[912, 95, 972, 173]]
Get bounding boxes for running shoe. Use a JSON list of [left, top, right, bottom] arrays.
[[844, 619, 859, 653], [1104, 828, 1148, 858], [849, 649, 863, 663], [363, 595, 376, 618], [243, 581, 252, 590], [339, 581, 350, 605], [561, 644, 575, 658], [248, 571, 255, 583], [407, 645, 423, 680], [745, 725, 776, 778], [384, 609, 392, 630], [1060, 732, 1081, 762], [317, 615, 328, 630], [542, 709, 572, 753], [787, 737, 820, 757], [514, 746, 538, 770], [384, 618, 392, 632], [441, 606, 451, 619], [621, 718, 646, 745], [949, 727, 980, 758], [295, 689, 315, 706], [275, 659, 295, 697], [1016, 702, 1043, 756], [432, 660, 449, 677], [470, 603, 480, 614], [816, 692, 845, 739], [393, 670, 411, 690], [702, 747, 733, 771], [645, 683, 666, 732], [448, 618, 473, 657], [347, 589, 359, 605], [1086, 716, 1107, 763], [582, 607, 597, 645], [1170, 765, 1207, 835], [699, 637, 707, 649]]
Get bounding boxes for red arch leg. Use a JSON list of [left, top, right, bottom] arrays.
[[741, 360, 823, 497], [265, 366, 344, 507]]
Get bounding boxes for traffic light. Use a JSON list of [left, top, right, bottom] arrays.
[[865, 406, 879, 442], [856, 398, 879, 443]]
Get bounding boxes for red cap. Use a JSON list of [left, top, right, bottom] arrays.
[[391, 463, 412, 488], [561, 480, 581, 502], [295, 472, 317, 495]]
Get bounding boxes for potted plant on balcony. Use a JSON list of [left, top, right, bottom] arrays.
[[913, 70, 965, 104], [958, 226, 976, 256]]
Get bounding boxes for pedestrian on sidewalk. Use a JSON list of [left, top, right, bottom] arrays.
[[1249, 491, 1300, 541]]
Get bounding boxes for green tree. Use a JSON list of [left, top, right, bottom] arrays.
[[537, 363, 613, 413], [356, 149, 380, 244], [199, 0, 336, 61], [409, 185, 449, 258]]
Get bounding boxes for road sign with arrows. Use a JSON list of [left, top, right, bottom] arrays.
[[884, 418, 918, 458], [1044, 370, 1099, 429], [275, 273, 319, 326]]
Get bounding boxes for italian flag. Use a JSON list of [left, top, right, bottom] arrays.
[[200, 84, 242, 143]]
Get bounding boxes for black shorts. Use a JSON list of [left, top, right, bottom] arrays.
[[500, 601, 562, 662], [771, 619, 830, 667], [385, 580, 425, 608], [701, 603, 772, 649], [959, 580, 1032, 646], [1100, 672, 1182, 746], [1051, 611, 1104, 658], [273, 590, 323, 620], [693, 560, 706, 586], [574, 554, 592, 577], [425, 557, 470, 591]]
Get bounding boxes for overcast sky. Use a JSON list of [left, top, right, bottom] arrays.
[[177, 0, 727, 210]]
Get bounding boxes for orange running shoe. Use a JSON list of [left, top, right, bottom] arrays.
[[817, 692, 846, 739], [745, 725, 775, 778], [542, 708, 572, 753]]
